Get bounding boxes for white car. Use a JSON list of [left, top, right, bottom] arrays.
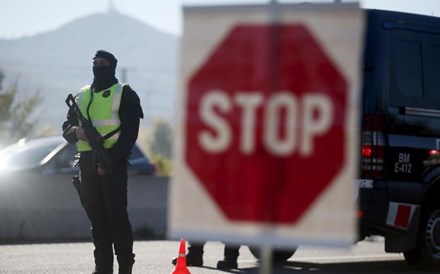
[[0, 136, 155, 176]]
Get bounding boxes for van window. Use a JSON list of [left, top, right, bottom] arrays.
[[394, 40, 423, 99], [431, 43, 440, 100], [389, 29, 440, 110]]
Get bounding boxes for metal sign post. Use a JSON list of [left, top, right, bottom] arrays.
[[259, 244, 273, 274], [259, 1, 277, 272]]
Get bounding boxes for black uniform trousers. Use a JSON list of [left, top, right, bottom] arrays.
[[79, 152, 133, 271], [188, 241, 240, 261]]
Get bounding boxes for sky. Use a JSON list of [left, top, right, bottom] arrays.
[[1, 0, 440, 39]]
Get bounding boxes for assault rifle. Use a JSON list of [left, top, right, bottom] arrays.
[[65, 93, 113, 175]]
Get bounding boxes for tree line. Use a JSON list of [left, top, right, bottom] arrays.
[[0, 71, 43, 148]]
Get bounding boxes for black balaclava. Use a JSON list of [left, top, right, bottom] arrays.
[[92, 50, 118, 92]]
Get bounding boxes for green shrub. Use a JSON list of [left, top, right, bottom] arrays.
[[151, 154, 172, 177]]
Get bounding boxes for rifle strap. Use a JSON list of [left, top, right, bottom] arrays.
[[101, 126, 121, 141]]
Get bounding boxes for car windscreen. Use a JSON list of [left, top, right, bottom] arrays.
[[130, 145, 145, 160], [0, 140, 61, 171]]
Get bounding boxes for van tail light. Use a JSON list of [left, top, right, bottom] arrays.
[[361, 114, 386, 178]]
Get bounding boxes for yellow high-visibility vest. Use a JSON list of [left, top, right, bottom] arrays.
[[76, 83, 124, 152]]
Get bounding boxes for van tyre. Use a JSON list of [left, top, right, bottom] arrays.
[[248, 246, 297, 263], [404, 207, 440, 270]]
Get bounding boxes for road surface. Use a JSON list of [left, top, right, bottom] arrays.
[[0, 238, 435, 273]]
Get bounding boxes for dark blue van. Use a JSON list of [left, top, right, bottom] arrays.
[[358, 9, 440, 269]]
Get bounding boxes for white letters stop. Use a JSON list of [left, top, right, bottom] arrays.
[[198, 90, 333, 157]]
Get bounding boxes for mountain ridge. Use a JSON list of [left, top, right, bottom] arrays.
[[0, 10, 179, 132]]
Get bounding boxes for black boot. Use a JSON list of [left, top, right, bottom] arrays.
[[117, 253, 135, 274], [171, 242, 204, 267], [92, 269, 113, 274], [92, 249, 113, 274], [217, 245, 240, 269]]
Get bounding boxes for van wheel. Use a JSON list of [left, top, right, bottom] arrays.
[[404, 207, 440, 270], [248, 246, 297, 263]]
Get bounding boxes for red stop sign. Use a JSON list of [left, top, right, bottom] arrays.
[[185, 25, 347, 224]]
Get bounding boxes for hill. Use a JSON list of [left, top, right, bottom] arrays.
[[0, 9, 179, 133]]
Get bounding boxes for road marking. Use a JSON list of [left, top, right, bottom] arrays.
[[293, 254, 403, 262], [239, 254, 403, 264]]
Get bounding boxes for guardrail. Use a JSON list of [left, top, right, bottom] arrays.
[[0, 175, 169, 242]]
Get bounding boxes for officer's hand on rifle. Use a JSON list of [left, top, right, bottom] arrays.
[[97, 160, 111, 175], [97, 166, 107, 175], [75, 126, 88, 142]]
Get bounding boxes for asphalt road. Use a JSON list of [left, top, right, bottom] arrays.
[[0, 238, 436, 273]]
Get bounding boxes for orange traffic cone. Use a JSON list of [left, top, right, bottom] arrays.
[[170, 239, 191, 274]]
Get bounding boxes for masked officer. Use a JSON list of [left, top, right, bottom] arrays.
[[62, 50, 143, 274]]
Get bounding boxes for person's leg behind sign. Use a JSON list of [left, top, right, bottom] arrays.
[[171, 241, 205, 266], [217, 244, 240, 269], [171, 241, 240, 269]]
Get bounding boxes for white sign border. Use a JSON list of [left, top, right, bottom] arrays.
[[169, 3, 365, 248]]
